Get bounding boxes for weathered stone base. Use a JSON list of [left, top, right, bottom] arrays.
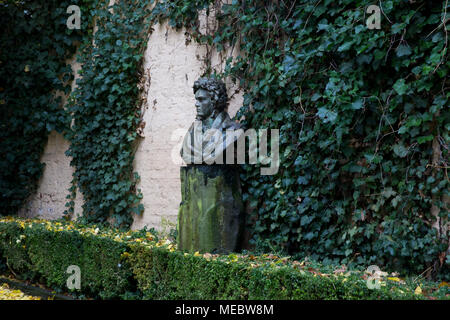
[[178, 165, 244, 254]]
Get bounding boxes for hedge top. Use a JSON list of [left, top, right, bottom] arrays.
[[1, 216, 449, 299]]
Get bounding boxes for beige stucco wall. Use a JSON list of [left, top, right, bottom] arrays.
[[19, 12, 243, 231], [18, 55, 84, 220], [17, 131, 84, 220]]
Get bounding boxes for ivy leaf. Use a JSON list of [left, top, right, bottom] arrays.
[[392, 23, 405, 34], [300, 215, 312, 226], [351, 99, 364, 110], [393, 79, 408, 95], [304, 232, 315, 240], [417, 135, 433, 144], [355, 25, 365, 34], [337, 41, 353, 52], [297, 176, 308, 185], [391, 196, 401, 208], [364, 153, 382, 164], [396, 44, 411, 57], [316, 107, 337, 124], [293, 19, 303, 29], [283, 55, 297, 73], [393, 144, 408, 158], [317, 23, 329, 31], [311, 93, 321, 101]]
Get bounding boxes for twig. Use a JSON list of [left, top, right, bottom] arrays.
[[6, 258, 18, 279], [433, 0, 448, 72], [301, 0, 322, 33], [378, 0, 393, 24], [413, 266, 432, 284]]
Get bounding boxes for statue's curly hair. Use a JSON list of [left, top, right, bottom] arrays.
[[193, 77, 228, 111]]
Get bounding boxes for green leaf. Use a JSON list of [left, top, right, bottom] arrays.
[[417, 135, 433, 144], [311, 93, 321, 101], [396, 44, 411, 57], [381, 187, 397, 199], [351, 99, 364, 110], [393, 144, 408, 158], [316, 107, 337, 123], [337, 41, 353, 52], [393, 79, 408, 95]]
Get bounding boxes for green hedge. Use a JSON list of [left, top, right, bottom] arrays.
[[0, 218, 448, 300], [0, 219, 136, 299], [127, 245, 449, 300]]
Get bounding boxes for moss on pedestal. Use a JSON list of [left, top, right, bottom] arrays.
[[178, 165, 244, 254]]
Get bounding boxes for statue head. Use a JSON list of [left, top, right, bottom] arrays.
[[193, 77, 228, 120]]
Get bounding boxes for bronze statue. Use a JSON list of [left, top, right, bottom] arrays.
[[180, 77, 242, 165], [178, 77, 244, 254]]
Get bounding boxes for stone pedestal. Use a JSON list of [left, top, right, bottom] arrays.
[[177, 165, 244, 254]]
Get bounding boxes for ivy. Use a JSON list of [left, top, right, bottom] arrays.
[[0, 0, 85, 215], [155, 0, 449, 279], [2, 0, 448, 279], [64, 0, 151, 229]]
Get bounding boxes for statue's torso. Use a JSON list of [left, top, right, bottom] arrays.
[[181, 111, 242, 165]]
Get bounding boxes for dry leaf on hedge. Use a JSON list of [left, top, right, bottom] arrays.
[[415, 286, 422, 295]]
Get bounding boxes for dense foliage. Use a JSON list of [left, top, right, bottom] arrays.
[[64, 0, 151, 228], [153, 0, 450, 279], [1, 0, 448, 280], [2, 217, 448, 300], [0, 0, 86, 215], [0, 217, 153, 298], [0, 0, 150, 229]]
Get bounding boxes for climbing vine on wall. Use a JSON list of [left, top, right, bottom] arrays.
[[64, 0, 151, 228], [0, 0, 86, 215], [1, 0, 448, 279], [155, 0, 449, 278]]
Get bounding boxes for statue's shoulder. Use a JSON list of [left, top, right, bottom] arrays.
[[219, 111, 242, 130]]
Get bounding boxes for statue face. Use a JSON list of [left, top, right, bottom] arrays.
[[195, 89, 214, 120]]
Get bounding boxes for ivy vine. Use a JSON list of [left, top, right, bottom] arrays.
[[0, 0, 84, 215], [64, 0, 151, 229], [155, 0, 449, 279], [2, 0, 449, 279]]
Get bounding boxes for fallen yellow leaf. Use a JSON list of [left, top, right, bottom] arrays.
[[414, 286, 422, 295], [387, 277, 401, 282]]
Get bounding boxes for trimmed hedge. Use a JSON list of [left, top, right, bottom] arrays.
[[0, 219, 137, 299], [0, 218, 448, 300], [127, 245, 448, 300]]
